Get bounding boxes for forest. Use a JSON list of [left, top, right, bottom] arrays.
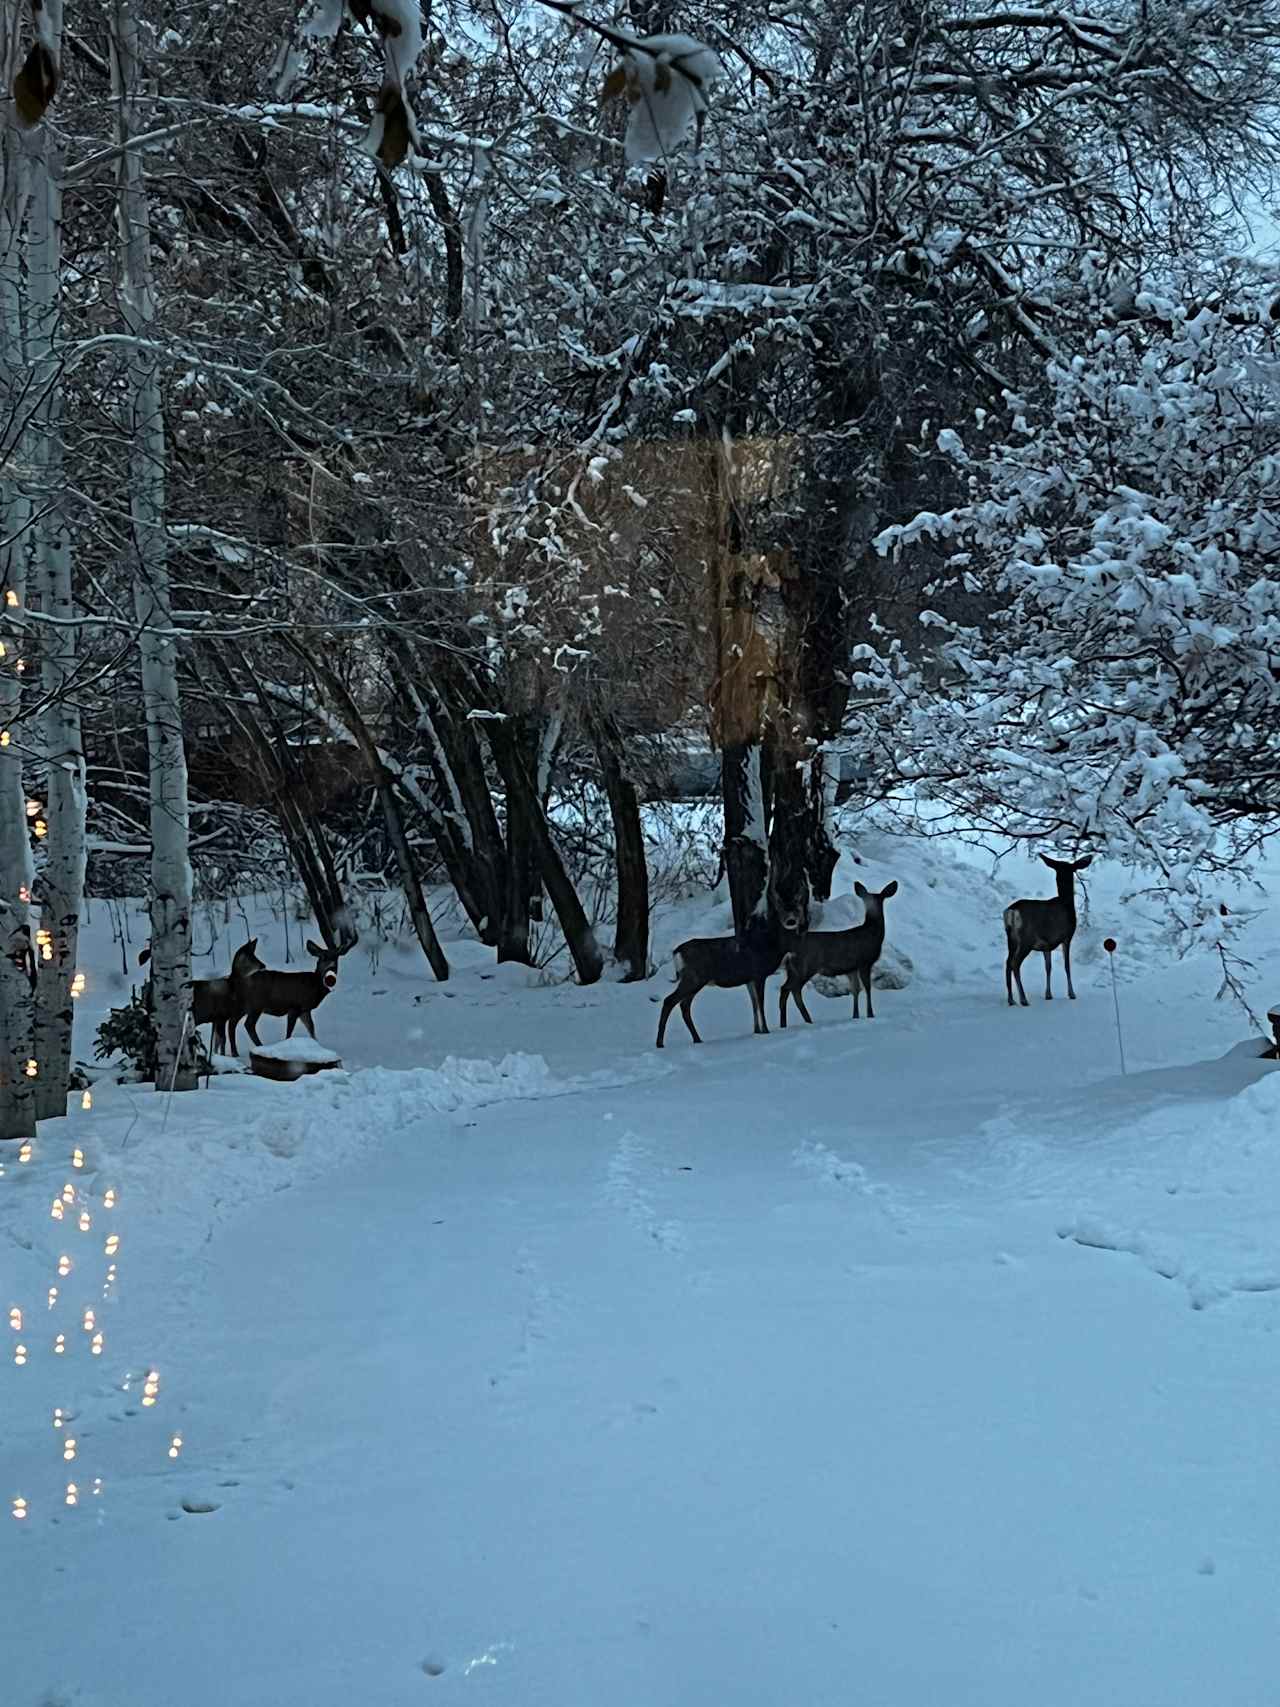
[[3, 0, 1279, 1134]]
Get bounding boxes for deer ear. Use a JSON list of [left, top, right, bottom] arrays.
[[1040, 854, 1059, 871], [854, 881, 868, 898], [245, 938, 257, 952], [1073, 856, 1093, 872], [305, 938, 325, 957], [137, 947, 151, 966], [881, 880, 898, 899]]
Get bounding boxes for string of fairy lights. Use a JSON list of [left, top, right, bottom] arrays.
[[5, 575, 181, 1517]]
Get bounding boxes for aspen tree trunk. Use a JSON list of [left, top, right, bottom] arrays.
[[26, 25, 86, 1119], [0, 17, 38, 1139], [113, 0, 196, 1090]]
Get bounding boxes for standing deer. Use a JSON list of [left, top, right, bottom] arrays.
[[139, 939, 264, 1057], [239, 937, 350, 1045], [655, 909, 803, 1049], [779, 880, 898, 1027], [1003, 855, 1092, 1007]]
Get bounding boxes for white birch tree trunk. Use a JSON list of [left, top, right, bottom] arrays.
[[26, 21, 86, 1120], [0, 25, 38, 1140], [112, 0, 196, 1091]]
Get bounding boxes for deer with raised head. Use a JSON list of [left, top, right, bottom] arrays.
[[238, 936, 351, 1045], [138, 938, 264, 1057], [779, 880, 898, 1027], [655, 907, 804, 1049], [1003, 855, 1092, 1007]]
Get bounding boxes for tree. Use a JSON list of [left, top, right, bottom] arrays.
[[112, 0, 197, 1089], [872, 268, 1280, 931]]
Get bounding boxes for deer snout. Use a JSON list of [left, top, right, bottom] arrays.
[[323, 970, 338, 990]]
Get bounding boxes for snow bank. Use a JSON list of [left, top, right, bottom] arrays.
[[250, 1038, 342, 1065]]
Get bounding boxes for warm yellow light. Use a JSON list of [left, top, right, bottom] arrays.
[[81, 1089, 92, 1111], [25, 1059, 37, 1078], [7, 1307, 20, 1331], [11, 1497, 27, 1520], [168, 1435, 183, 1458], [0, 731, 9, 747], [81, 1309, 95, 1332], [71, 972, 86, 997], [64, 1483, 77, 1507], [104, 1234, 119, 1256], [78, 1211, 90, 1232], [61, 1182, 74, 1202], [33, 818, 47, 837], [35, 927, 50, 945], [63, 1438, 77, 1462], [13, 1344, 27, 1366], [40, 940, 51, 957], [4, 588, 17, 607], [72, 1148, 84, 1169], [103, 1188, 117, 1209], [90, 1332, 103, 1356], [14, 658, 26, 674], [57, 1254, 71, 1276], [18, 884, 29, 902], [25, 799, 39, 818], [53, 1334, 65, 1354], [17, 1141, 31, 1163], [50, 1199, 63, 1221]]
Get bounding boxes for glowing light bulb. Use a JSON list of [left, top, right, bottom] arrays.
[[90, 1332, 103, 1356], [40, 939, 51, 957], [141, 1370, 160, 1407], [50, 1199, 64, 1221], [71, 972, 85, 998], [13, 1344, 27, 1366], [80, 1089, 92, 1111], [18, 884, 29, 902], [4, 588, 17, 607], [25, 1059, 37, 1078], [0, 731, 8, 747], [63, 1437, 76, 1462], [7, 1307, 20, 1331], [17, 1141, 31, 1164], [57, 1254, 71, 1277], [91, 1478, 103, 1497], [168, 1435, 183, 1459], [104, 1234, 119, 1257], [53, 1334, 65, 1355], [33, 818, 47, 838], [25, 799, 39, 818], [103, 1188, 117, 1209], [35, 928, 50, 947], [15, 658, 26, 674], [46, 1287, 57, 1309], [81, 1309, 95, 1332], [61, 1182, 74, 1203], [52, 1409, 64, 1429], [64, 1483, 77, 1507], [72, 1148, 84, 1169], [11, 1497, 27, 1521], [78, 1210, 90, 1232]]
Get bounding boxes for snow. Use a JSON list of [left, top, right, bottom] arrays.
[[249, 1037, 342, 1065], [4, 827, 1280, 1705]]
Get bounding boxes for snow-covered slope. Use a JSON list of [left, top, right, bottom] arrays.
[[3, 831, 1278, 1706]]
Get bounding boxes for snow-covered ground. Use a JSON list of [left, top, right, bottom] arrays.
[[4, 831, 1279, 1707]]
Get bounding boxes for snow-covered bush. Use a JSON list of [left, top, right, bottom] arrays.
[[872, 274, 1280, 928]]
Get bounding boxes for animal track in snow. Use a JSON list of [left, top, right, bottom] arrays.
[[602, 1132, 688, 1253], [793, 1141, 908, 1232]]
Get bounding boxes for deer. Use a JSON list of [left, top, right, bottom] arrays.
[[1003, 854, 1093, 1007], [655, 907, 804, 1049], [138, 939, 264, 1057], [778, 880, 898, 1028], [238, 937, 349, 1045]]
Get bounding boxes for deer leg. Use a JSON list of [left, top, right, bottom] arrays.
[[863, 967, 875, 1020], [1011, 951, 1031, 1008], [792, 979, 814, 1026], [1043, 949, 1054, 1000], [285, 1012, 300, 1038], [244, 1013, 263, 1046], [656, 988, 680, 1048], [679, 992, 702, 1044], [779, 977, 792, 1029], [750, 979, 769, 1035], [300, 1011, 317, 1040], [227, 1017, 238, 1058], [1063, 938, 1077, 1000]]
